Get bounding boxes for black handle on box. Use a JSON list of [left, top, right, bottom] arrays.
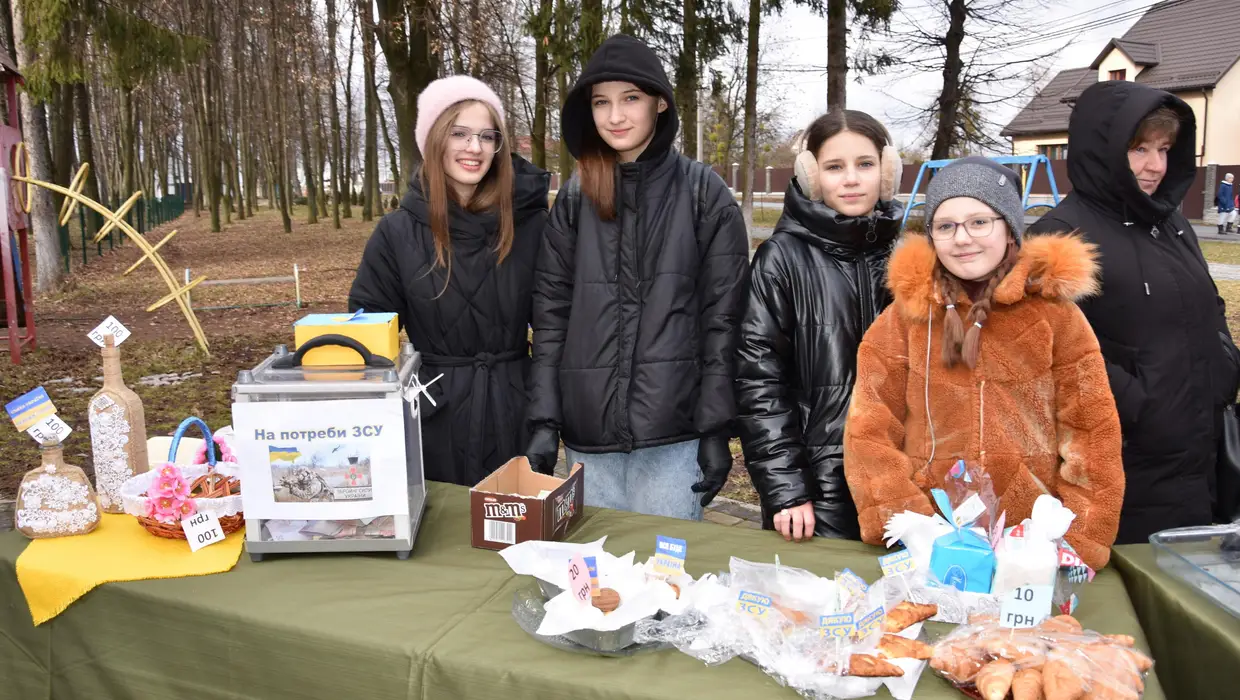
[[272, 334, 395, 369]]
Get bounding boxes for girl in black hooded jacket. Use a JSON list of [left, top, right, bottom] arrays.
[[524, 34, 750, 520], [737, 110, 904, 541], [348, 76, 550, 487]]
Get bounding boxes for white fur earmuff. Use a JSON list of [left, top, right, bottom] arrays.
[[793, 142, 903, 204]]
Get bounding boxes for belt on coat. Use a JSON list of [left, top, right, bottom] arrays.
[[420, 349, 526, 474]]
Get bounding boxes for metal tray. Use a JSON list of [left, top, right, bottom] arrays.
[[511, 581, 664, 655], [1150, 524, 1240, 618]]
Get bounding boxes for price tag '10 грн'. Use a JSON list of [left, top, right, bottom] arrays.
[[1000, 584, 1053, 629]]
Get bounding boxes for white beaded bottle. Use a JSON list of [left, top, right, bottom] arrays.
[[15, 442, 101, 538], [87, 334, 150, 513]]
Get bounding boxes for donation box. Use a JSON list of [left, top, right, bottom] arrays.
[[231, 338, 427, 560]]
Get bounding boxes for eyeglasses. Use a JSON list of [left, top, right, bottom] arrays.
[[929, 216, 1002, 240], [448, 127, 503, 152]]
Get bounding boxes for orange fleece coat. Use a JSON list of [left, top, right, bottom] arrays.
[[843, 233, 1124, 570]]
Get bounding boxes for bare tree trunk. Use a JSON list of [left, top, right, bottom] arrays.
[[469, 0, 483, 77], [342, 5, 356, 218], [50, 83, 74, 213], [931, 0, 967, 160], [295, 69, 319, 224], [360, 0, 377, 221], [270, 0, 292, 232], [531, 0, 550, 170], [555, 0, 573, 183], [740, 0, 759, 229], [376, 0, 440, 183], [12, 0, 61, 292], [305, 0, 329, 219], [75, 83, 101, 239], [676, 0, 698, 159], [377, 89, 399, 191], [326, 0, 344, 228], [827, 0, 847, 110]]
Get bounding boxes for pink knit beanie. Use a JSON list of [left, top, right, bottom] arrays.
[[415, 76, 507, 155]]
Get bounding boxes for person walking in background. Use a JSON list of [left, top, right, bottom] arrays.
[[1028, 81, 1240, 543], [524, 34, 749, 520], [348, 76, 550, 487], [736, 110, 903, 542], [1217, 172, 1235, 235]]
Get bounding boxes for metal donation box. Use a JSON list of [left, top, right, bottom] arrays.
[[231, 337, 427, 560]]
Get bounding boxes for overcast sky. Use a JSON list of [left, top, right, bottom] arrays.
[[754, 0, 1151, 151]]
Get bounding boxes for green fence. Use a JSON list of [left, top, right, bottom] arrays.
[[57, 184, 189, 273]]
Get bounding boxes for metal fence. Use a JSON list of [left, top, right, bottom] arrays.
[[57, 183, 190, 273]]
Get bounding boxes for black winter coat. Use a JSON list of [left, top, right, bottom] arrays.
[[526, 36, 750, 454], [1028, 81, 1240, 543], [737, 179, 903, 538], [348, 155, 550, 486]]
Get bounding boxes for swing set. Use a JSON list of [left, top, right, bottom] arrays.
[[901, 154, 1064, 229]]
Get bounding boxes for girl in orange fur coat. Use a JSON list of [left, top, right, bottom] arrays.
[[843, 157, 1124, 570]]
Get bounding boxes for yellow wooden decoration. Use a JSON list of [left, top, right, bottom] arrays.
[[10, 146, 212, 355], [123, 229, 178, 276]]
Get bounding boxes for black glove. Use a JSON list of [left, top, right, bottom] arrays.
[[526, 426, 560, 475], [691, 434, 733, 507]]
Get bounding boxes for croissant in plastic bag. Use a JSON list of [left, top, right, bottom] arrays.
[[929, 616, 1153, 699]]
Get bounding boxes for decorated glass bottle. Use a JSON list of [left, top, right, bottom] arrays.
[[15, 441, 101, 538], [88, 334, 150, 513]]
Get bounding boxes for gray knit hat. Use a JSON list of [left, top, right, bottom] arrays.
[[924, 156, 1025, 244]]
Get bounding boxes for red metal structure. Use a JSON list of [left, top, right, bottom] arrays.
[[0, 50, 34, 364]]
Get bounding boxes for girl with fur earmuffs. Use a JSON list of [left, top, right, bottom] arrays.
[[737, 110, 904, 542], [842, 156, 1125, 570]]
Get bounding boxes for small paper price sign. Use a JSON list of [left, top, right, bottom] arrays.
[[999, 584, 1053, 629], [87, 315, 132, 347], [736, 590, 772, 619], [27, 414, 72, 445], [583, 555, 600, 597], [879, 549, 917, 578], [854, 607, 886, 641], [568, 553, 592, 605], [818, 613, 855, 639], [654, 535, 687, 576], [181, 512, 227, 553], [837, 568, 869, 598]]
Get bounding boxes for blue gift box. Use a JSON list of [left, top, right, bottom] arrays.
[[928, 489, 996, 593]]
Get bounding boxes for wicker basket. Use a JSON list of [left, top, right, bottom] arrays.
[[122, 417, 244, 540]]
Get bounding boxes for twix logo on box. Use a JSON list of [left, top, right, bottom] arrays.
[[482, 498, 527, 521]]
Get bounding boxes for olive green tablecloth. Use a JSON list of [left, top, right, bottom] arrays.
[[1113, 544, 1240, 700], [1, 483, 1162, 700]]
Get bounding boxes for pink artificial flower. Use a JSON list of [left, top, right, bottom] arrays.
[[177, 499, 197, 520], [144, 498, 158, 519], [158, 464, 180, 480], [152, 473, 190, 499], [153, 496, 180, 524]]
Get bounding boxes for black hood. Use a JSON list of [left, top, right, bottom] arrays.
[[401, 154, 549, 231], [1066, 81, 1196, 225], [776, 176, 903, 253], [561, 34, 679, 162]]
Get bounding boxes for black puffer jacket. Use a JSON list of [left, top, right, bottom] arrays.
[[526, 35, 750, 454], [737, 178, 903, 538], [348, 155, 550, 486], [1028, 81, 1240, 543]]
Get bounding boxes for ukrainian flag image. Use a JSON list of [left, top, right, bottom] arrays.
[[268, 445, 301, 463]]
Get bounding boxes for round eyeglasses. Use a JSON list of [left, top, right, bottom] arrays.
[[929, 216, 1002, 240]]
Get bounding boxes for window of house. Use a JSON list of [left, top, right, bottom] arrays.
[[1037, 144, 1067, 160], [1109, 69, 1127, 81]]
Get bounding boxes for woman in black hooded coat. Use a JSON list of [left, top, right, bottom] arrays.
[[1028, 80, 1240, 541]]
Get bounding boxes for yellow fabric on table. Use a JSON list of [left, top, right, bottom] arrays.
[[15, 513, 244, 625]]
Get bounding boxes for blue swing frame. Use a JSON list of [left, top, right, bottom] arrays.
[[900, 154, 1063, 229]]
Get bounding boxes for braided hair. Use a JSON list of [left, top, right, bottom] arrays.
[[935, 238, 1020, 369]]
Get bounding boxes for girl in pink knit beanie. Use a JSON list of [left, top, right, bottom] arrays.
[[348, 75, 551, 487]]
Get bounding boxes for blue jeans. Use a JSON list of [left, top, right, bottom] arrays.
[[565, 439, 704, 521]]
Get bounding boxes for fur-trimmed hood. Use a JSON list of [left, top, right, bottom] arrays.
[[886, 232, 1101, 321]]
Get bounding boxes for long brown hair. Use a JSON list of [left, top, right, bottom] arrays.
[[577, 86, 662, 221], [936, 238, 1020, 369], [418, 100, 515, 288]]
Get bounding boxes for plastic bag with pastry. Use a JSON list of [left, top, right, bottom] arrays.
[[1013, 667, 1045, 700], [883, 600, 939, 633], [976, 659, 1017, 700], [875, 634, 933, 661]]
